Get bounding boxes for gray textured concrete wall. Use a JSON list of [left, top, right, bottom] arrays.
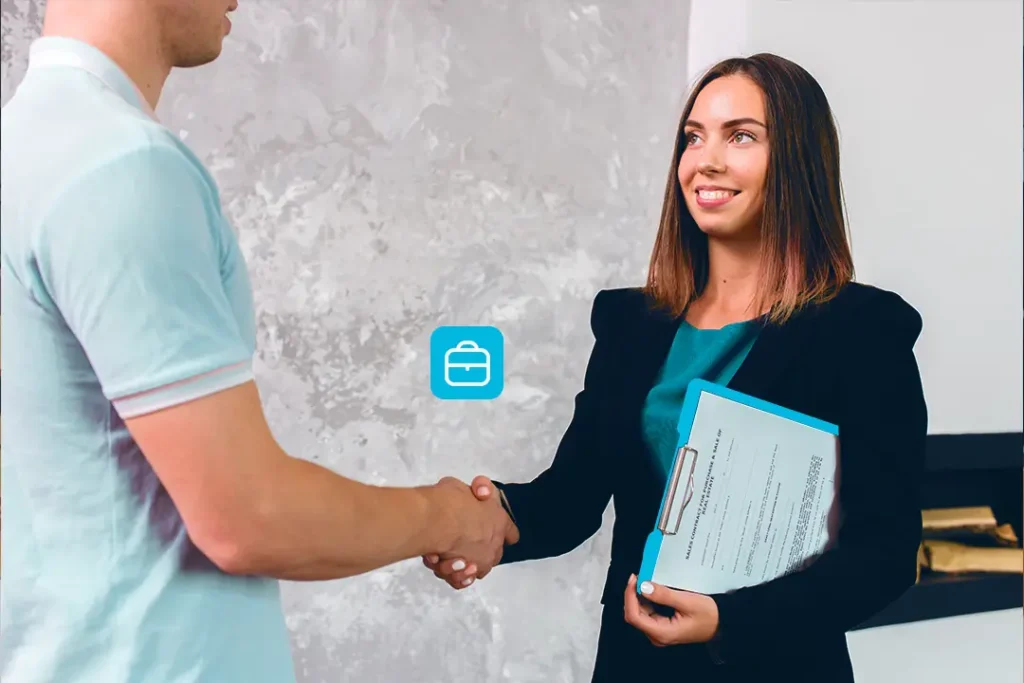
[[1, 1, 691, 680]]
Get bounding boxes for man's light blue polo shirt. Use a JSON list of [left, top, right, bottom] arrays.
[[0, 37, 296, 683]]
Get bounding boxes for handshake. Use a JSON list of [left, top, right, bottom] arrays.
[[422, 475, 516, 590], [420, 476, 722, 649]]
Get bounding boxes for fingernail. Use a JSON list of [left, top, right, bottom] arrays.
[[477, 486, 491, 497], [452, 560, 466, 571], [466, 564, 477, 576], [462, 578, 474, 586], [427, 555, 439, 564], [640, 581, 654, 595]]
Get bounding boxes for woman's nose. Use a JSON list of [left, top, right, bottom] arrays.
[[696, 151, 726, 174]]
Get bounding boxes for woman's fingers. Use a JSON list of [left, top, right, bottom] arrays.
[[438, 569, 476, 589], [439, 557, 474, 575], [426, 556, 478, 589]]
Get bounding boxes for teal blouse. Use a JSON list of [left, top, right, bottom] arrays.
[[641, 319, 761, 478]]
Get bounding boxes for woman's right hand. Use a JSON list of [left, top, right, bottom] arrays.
[[423, 475, 508, 590]]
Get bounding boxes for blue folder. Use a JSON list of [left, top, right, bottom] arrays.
[[637, 378, 839, 594]]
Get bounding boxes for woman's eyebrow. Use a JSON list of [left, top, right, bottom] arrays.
[[684, 117, 767, 130]]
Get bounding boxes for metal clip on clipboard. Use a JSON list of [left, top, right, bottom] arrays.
[[657, 445, 699, 536]]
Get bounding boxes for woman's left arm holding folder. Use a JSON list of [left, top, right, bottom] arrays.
[[627, 296, 928, 659]]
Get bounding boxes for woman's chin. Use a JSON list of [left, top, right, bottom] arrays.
[[695, 221, 759, 242]]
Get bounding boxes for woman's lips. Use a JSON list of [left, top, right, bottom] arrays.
[[695, 188, 739, 209]]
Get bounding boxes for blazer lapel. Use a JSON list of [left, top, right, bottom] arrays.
[[729, 306, 820, 395], [611, 297, 681, 486], [626, 299, 680, 398]]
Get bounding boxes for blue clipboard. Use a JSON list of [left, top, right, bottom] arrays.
[[636, 378, 839, 594]]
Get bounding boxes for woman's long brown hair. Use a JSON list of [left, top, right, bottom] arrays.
[[644, 53, 855, 324]]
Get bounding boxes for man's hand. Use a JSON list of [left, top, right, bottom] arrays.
[[423, 475, 516, 590], [623, 574, 720, 647]]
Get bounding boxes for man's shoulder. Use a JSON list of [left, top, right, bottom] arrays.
[[66, 119, 214, 198], [4, 72, 215, 210], [79, 134, 214, 192], [5, 118, 224, 270], [44, 130, 222, 240]]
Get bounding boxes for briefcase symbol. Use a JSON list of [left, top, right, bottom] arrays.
[[430, 326, 503, 400], [444, 340, 491, 387]]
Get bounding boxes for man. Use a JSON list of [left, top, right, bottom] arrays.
[[0, 1, 517, 681]]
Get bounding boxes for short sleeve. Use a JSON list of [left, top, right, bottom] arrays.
[[36, 144, 254, 418]]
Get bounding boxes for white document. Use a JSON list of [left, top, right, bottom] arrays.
[[642, 383, 841, 595]]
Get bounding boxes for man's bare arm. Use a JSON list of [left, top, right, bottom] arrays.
[[124, 380, 514, 580]]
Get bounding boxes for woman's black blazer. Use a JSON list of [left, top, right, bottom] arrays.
[[492, 282, 928, 683]]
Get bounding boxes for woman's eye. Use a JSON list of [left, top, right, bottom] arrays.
[[733, 131, 755, 143], [685, 132, 701, 145]]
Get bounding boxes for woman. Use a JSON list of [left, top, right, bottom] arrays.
[[425, 53, 927, 683]]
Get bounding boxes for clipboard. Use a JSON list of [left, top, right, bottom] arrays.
[[637, 378, 840, 595]]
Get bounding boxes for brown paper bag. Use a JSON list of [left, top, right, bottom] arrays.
[[923, 540, 1024, 574], [921, 506, 1019, 547], [922, 506, 997, 530]]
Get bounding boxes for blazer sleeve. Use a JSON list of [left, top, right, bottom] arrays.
[[490, 289, 620, 564], [709, 293, 928, 661]]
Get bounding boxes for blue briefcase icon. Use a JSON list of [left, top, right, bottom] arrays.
[[444, 341, 491, 387]]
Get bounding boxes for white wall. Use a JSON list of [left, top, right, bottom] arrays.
[[689, 0, 1024, 435]]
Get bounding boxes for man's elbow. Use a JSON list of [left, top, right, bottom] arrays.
[[185, 499, 279, 576], [200, 536, 260, 576]]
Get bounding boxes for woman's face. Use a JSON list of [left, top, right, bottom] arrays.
[[678, 75, 769, 240]]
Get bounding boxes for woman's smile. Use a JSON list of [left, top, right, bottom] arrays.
[[694, 185, 741, 208]]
